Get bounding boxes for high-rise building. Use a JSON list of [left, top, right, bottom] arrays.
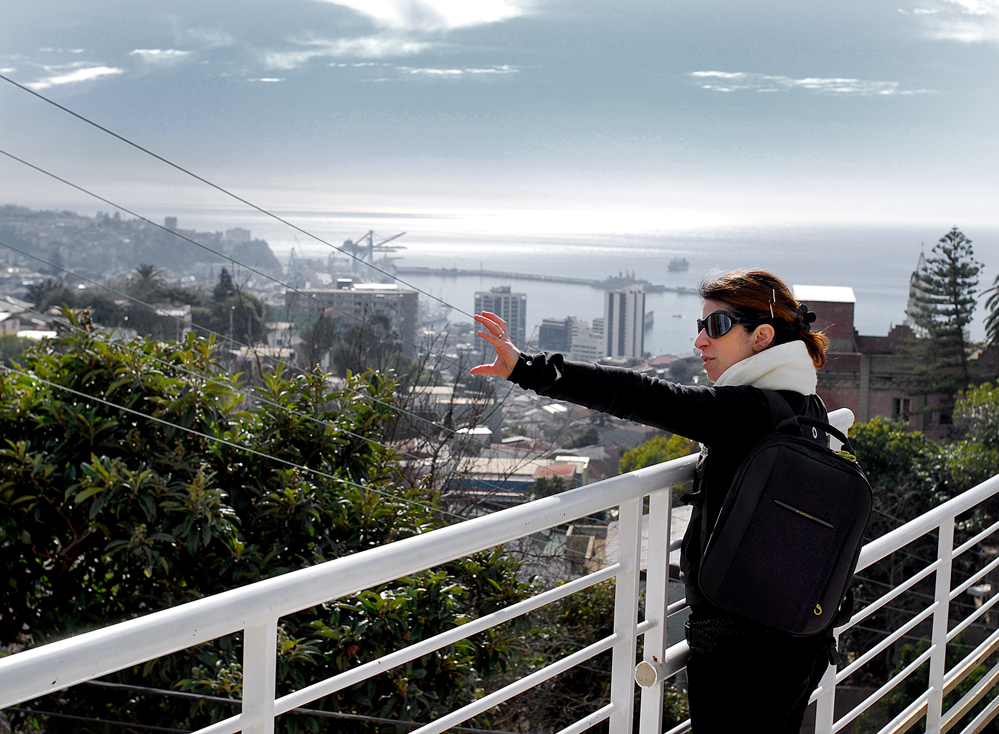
[[474, 286, 527, 346], [604, 285, 645, 359], [538, 315, 606, 362], [539, 317, 572, 352]]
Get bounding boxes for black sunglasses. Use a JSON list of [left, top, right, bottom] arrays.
[[696, 310, 766, 339]]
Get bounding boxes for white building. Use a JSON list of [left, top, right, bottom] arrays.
[[286, 281, 419, 356], [604, 285, 645, 359], [474, 285, 527, 346]]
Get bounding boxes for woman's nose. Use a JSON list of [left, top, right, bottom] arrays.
[[694, 329, 709, 349]]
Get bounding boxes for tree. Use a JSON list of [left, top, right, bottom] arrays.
[[0, 313, 530, 732], [985, 272, 999, 359], [331, 312, 416, 383], [949, 382, 999, 489], [194, 267, 268, 345], [127, 263, 166, 300], [905, 227, 983, 416], [840, 417, 951, 684], [619, 433, 699, 474]]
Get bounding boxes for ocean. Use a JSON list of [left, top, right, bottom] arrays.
[[172, 208, 998, 358]]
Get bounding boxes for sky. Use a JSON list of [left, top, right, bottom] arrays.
[[2, 0, 999, 229]]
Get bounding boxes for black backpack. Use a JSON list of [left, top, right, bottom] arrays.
[[697, 390, 873, 636]]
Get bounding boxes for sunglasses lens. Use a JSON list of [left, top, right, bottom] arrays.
[[698, 312, 733, 338]]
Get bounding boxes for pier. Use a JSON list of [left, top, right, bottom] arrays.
[[394, 265, 696, 294]]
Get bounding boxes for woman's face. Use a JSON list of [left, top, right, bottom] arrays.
[[695, 299, 765, 382]]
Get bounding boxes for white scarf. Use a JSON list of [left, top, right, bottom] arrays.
[[711, 341, 817, 394]]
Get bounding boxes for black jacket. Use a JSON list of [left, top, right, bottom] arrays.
[[508, 352, 827, 605]]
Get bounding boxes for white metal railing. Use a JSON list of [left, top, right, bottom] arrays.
[[3, 407, 998, 734]]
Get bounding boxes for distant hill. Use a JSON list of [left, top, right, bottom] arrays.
[[0, 205, 283, 279]]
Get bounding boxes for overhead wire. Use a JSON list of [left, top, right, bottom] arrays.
[[0, 362, 443, 516], [2, 296, 584, 534], [0, 243, 615, 541], [0, 73, 696, 546], [0, 76, 681, 465], [0, 72, 453, 316], [0, 150, 646, 496], [80, 680, 521, 734]]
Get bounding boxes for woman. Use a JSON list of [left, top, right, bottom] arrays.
[[472, 269, 832, 732]]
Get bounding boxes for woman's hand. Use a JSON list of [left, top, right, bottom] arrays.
[[470, 311, 521, 379]]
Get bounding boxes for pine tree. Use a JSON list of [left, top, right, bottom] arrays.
[[904, 226, 982, 415], [985, 272, 999, 357]]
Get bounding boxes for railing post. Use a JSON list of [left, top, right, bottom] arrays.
[[927, 519, 955, 733], [242, 618, 278, 734], [813, 632, 838, 734], [609, 496, 644, 734], [638, 488, 672, 734]]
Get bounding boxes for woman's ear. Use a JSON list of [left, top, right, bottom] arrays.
[[754, 324, 776, 351]]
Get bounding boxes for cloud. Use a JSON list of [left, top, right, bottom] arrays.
[[177, 27, 235, 49], [265, 35, 430, 68], [313, 0, 532, 33], [689, 71, 936, 95], [906, 0, 999, 42], [262, 2, 530, 71], [250, 77, 284, 82], [690, 71, 747, 80], [130, 49, 191, 65], [26, 64, 124, 90], [397, 64, 519, 78]]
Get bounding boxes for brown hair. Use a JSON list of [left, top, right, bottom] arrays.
[[699, 269, 829, 369]]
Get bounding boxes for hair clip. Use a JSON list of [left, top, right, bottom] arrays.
[[796, 304, 816, 331]]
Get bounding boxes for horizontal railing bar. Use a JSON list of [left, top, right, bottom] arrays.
[[555, 703, 614, 734], [193, 713, 242, 734], [835, 646, 936, 733], [949, 554, 999, 601], [946, 627, 999, 691], [276, 563, 622, 714], [842, 560, 939, 633], [947, 590, 999, 643], [954, 685, 999, 734], [660, 640, 690, 678], [837, 602, 937, 685], [942, 658, 999, 734], [667, 598, 688, 616], [664, 720, 692, 734], [953, 517, 999, 559], [857, 475, 999, 574], [874, 686, 933, 734], [409, 633, 621, 734], [867, 625, 999, 734]]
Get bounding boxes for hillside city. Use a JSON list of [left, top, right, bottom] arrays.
[[3, 205, 999, 732]]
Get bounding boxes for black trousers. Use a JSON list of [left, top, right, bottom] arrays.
[[684, 616, 831, 733]]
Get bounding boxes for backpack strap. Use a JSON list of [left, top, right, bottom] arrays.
[[760, 389, 796, 429], [761, 389, 842, 450]]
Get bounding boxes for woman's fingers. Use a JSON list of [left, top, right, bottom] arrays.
[[474, 311, 507, 335]]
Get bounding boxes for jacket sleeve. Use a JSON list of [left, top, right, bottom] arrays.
[[509, 352, 774, 448]]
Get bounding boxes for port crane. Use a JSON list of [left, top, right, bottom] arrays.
[[339, 230, 406, 268]]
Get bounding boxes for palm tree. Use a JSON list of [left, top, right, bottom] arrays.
[[130, 263, 164, 299]]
